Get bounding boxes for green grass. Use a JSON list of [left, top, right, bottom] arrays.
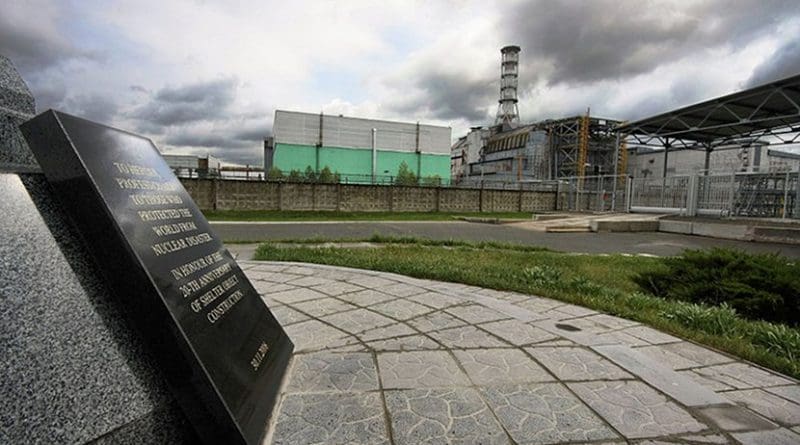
[[254, 238, 800, 379], [203, 210, 533, 222]]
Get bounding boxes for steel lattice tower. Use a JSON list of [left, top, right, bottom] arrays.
[[495, 45, 521, 127]]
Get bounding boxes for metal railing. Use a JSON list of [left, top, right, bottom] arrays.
[[176, 170, 563, 192], [557, 174, 630, 212], [629, 170, 800, 219]]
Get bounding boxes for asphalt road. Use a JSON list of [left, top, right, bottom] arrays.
[[212, 221, 800, 258]]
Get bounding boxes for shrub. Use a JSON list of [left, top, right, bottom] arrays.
[[287, 169, 302, 182], [303, 166, 316, 182], [634, 248, 800, 325], [266, 166, 283, 180], [318, 166, 337, 183], [422, 175, 442, 186], [395, 161, 417, 186]]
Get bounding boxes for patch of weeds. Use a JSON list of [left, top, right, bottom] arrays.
[[522, 265, 563, 288]]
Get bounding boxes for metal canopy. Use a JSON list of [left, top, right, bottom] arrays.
[[616, 73, 800, 149]]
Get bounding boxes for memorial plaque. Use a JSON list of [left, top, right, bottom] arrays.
[[21, 110, 293, 445]]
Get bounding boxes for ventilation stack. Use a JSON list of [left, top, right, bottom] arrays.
[[495, 45, 521, 128]]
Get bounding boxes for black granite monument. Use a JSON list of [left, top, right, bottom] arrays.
[[16, 110, 292, 444]]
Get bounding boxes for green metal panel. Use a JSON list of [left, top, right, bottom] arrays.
[[273, 143, 450, 182]]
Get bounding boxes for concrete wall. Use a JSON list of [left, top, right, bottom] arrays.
[[181, 178, 557, 213]]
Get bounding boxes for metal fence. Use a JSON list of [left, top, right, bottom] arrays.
[[177, 170, 561, 192], [557, 175, 630, 212], [630, 170, 800, 219]]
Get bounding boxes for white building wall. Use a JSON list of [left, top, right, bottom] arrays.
[[273, 110, 451, 155], [627, 146, 769, 177]]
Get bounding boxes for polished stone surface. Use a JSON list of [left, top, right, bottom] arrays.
[[0, 174, 195, 444], [22, 110, 292, 444], [250, 261, 800, 445]]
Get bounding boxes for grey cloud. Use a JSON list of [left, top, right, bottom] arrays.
[[0, 4, 96, 74], [233, 126, 271, 143], [63, 94, 118, 123], [391, 72, 495, 122], [162, 144, 264, 167], [508, 0, 799, 87], [132, 78, 238, 128], [746, 36, 800, 87], [164, 132, 250, 149], [31, 82, 68, 112]]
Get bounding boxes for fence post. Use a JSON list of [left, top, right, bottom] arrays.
[[625, 176, 633, 212], [518, 182, 523, 212], [686, 174, 699, 217], [782, 170, 791, 218], [727, 172, 737, 216], [336, 183, 341, 211], [212, 177, 219, 210], [277, 181, 282, 211]]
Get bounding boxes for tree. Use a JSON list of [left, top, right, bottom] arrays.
[[266, 166, 284, 181], [304, 166, 316, 182], [395, 161, 417, 186], [287, 169, 302, 182], [318, 165, 336, 183]]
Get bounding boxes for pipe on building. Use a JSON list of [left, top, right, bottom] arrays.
[[371, 128, 377, 183]]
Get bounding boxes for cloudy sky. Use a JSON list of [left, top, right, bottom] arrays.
[[3, 0, 800, 165]]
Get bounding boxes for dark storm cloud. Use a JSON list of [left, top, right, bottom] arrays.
[[392, 73, 496, 122], [395, 0, 800, 125], [132, 78, 238, 128], [746, 37, 800, 87], [508, 0, 799, 86], [164, 132, 249, 148], [63, 94, 119, 123], [0, 4, 98, 74], [232, 126, 271, 143]]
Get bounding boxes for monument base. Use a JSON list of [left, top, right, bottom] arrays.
[[0, 172, 198, 444]]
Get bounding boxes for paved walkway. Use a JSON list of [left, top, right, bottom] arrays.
[[243, 261, 800, 445]]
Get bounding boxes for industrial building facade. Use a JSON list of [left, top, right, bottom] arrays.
[[268, 110, 451, 183], [451, 115, 622, 183]]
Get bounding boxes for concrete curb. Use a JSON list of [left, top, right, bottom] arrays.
[[659, 219, 800, 244]]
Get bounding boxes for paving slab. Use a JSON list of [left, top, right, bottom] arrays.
[[696, 404, 778, 432], [732, 428, 800, 445], [568, 380, 709, 439], [287, 352, 379, 393], [453, 349, 553, 385], [481, 383, 620, 444], [270, 392, 389, 445], [480, 319, 557, 346], [428, 325, 509, 349], [240, 261, 800, 445], [526, 346, 633, 381], [385, 388, 509, 445], [593, 344, 728, 407], [726, 389, 800, 426], [377, 351, 471, 389]]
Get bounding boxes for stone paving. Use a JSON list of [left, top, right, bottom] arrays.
[[240, 261, 800, 445]]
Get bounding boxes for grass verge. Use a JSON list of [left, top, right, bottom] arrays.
[[254, 238, 800, 379], [203, 210, 533, 222]]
